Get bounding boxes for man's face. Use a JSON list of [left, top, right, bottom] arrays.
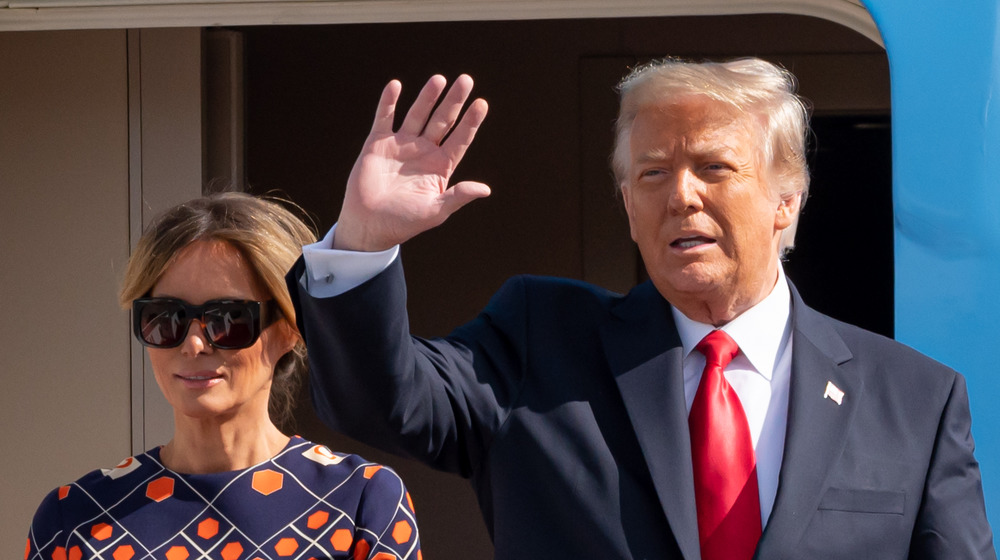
[[620, 96, 798, 325]]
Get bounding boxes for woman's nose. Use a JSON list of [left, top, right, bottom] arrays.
[[179, 319, 215, 356]]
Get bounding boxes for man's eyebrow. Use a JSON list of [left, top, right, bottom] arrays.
[[687, 128, 746, 157], [687, 142, 743, 160], [635, 149, 671, 163]]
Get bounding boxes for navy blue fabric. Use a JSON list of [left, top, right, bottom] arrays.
[[26, 437, 420, 560], [289, 257, 994, 559]]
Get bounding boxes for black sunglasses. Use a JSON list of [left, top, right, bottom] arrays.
[[132, 297, 281, 350]]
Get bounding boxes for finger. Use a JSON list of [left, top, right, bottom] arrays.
[[423, 74, 475, 145], [399, 75, 448, 136], [370, 80, 402, 135], [441, 97, 489, 165], [435, 181, 492, 222]]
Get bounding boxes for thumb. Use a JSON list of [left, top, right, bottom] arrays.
[[436, 181, 492, 218]]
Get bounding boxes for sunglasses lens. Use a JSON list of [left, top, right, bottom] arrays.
[[138, 300, 187, 347], [134, 298, 264, 349], [203, 302, 257, 349]]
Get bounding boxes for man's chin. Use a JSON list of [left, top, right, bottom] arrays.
[[653, 265, 728, 297], [651, 263, 732, 305]]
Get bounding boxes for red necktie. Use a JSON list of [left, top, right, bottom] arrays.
[[689, 330, 762, 560]]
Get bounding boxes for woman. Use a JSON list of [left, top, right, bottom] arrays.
[[25, 193, 421, 560]]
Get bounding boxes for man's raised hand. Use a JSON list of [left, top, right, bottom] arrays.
[[334, 74, 490, 252]]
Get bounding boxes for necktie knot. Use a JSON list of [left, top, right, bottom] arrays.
[[696, 330, 739, 369]]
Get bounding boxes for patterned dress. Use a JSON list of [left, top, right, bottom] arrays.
[[25, 437, 421, 560]]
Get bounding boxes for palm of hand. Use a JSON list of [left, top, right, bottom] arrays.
[[336, 75, 490, 252]]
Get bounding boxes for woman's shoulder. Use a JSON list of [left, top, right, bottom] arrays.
[[44, 448, 164, 507], [282, 439, 418, 554], [276, 437, 405, 487], [27, 449, 164, 553]]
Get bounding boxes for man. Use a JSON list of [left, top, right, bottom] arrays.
[[287, 59, 995, 559]]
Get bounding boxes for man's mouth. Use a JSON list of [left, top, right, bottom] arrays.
[[671, 236, 715, 249]]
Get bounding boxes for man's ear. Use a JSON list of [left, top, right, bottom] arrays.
[[620, 182, 639, 241], [775, 190, 802, 231]]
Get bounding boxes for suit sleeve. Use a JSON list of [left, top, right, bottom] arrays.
[[909, 373, 996, 559], [287, 256, 528, 478]]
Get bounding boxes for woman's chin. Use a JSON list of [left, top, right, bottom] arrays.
[[172, 398, 236, 423]]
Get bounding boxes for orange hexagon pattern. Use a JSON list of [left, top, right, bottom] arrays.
[[91, 523, 113, 541], [251, 470, 283, 496], [391, 521, 412, 544], [330, 529, 352, 552], [145, 477, 174, 502], [307, 510, 329, 530], [26, 439, 417, 560], [112, 545, 134, 560], [352, 539, 370, 560], [274, 538, 298, 557], [220, 542, 243, 560], [198, 518, 219, 539]]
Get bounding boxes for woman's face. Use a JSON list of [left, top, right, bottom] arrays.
[[147, 239, 296, 423]]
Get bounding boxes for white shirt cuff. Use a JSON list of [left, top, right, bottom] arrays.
[[300, 224, 399, 298]]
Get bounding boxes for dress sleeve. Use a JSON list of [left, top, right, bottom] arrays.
[[350, 465, 421, 560], [25, 485, 67, 560]]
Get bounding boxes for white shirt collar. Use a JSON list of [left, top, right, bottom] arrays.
[[671, 265, 793, 380]]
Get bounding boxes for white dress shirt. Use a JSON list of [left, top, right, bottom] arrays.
[[300, 224, 398, 297], [671, 267, 793, 528], [300, 225, 793, 528]]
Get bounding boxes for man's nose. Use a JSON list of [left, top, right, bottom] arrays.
[[667, 168, 704, 213]]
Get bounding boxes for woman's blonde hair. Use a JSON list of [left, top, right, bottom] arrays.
[[120, 192, 317, 429]]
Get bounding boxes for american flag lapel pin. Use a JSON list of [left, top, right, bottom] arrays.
[[824, 381, 845, 405]]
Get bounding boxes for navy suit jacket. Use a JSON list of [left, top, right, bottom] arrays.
[[288, 256, 995, 559]]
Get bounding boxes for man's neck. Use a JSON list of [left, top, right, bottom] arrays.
[[669, 267, 781, 327], [670, 264, 791, 336]]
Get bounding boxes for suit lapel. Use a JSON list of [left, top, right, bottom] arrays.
[[755, 285, 864, 557], [601, 281, 701, 560]]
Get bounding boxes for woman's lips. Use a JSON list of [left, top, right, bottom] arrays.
[[175, 371, 224, 389]]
